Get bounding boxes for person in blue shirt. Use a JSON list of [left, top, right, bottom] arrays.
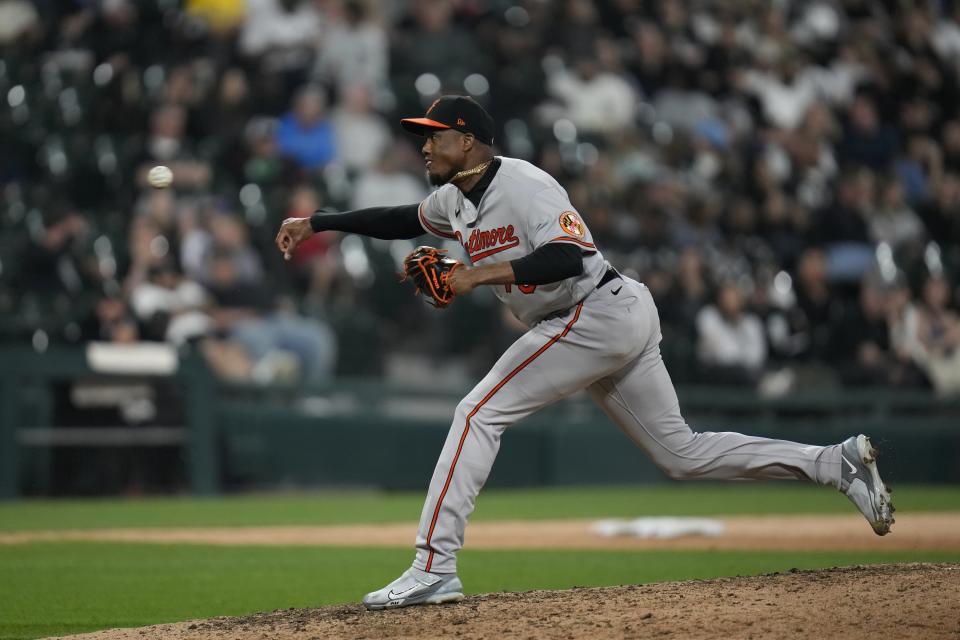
[[275, 85, 337, 170]]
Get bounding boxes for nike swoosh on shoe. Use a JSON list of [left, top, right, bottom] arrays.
[[842, 455, 857, 475]]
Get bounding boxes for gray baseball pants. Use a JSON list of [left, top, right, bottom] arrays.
[[413, 277, 842, 574]]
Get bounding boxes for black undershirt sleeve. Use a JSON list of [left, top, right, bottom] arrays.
[[309, 204, 424, 240], [510, 242, 585, 285], [310, 204, 584, 284]]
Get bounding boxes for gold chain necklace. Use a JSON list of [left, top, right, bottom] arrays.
[[450, 159, 492, 183]]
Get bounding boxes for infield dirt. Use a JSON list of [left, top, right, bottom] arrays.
[[54, 563, 958, 640]]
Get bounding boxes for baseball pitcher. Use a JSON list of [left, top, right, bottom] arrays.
[[275, 96, 895, 610]]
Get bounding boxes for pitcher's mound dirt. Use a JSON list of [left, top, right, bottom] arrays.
[[57, 563, 959, 640]]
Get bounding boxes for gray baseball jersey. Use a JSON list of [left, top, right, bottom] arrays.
[[410, 156, 843, 575], [418, 157, 606, 325]]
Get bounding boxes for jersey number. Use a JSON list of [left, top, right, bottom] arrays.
[[504, 284, 537, 294]]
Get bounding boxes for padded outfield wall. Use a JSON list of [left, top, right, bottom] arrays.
[[3, 346, 960, 497]]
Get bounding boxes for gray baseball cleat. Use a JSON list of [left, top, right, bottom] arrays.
[[840, 434, 895, 535], [362, 567, 464, 611]]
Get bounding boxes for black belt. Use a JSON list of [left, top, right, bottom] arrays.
[[540, 267, 623, 323], [597, 267, 621, 289]]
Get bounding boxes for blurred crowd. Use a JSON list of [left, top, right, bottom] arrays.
[[1, 0, 960, 394]]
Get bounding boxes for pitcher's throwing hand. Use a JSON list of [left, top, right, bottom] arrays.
[[275, 217, 314, 260]]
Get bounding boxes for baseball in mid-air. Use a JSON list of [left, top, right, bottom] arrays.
[[147, 165, 174, 189]]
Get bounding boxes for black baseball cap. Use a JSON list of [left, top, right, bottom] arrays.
[[400, 95, 495, 145]]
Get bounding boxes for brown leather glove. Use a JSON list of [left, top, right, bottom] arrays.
[[402, 246, 463, 308]]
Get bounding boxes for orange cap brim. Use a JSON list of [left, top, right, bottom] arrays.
[[400, 117, 451, 135]]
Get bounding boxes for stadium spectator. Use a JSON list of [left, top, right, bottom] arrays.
[[896, 134, 944, 205], [79, 290, 139, 344], [837, 92, 898, 170], [787, 102, 839, 210], [129, 260, 210, 345], [239, 0, 322, 68], [137, 104, 213, 192], [868, 180, 924, 249], [659, 246, 710, 335], [312, 0, 388, 95], [829, 274, 896, 387], [205, 248, 336, 383], [350, 139, 428, 210], [918, 174, 960, 252], [198, 67, 255, 169], [331, 83, 392, 173], [275, 85, 337, 171], [740, 49, 820, 130], [240, 116, 296, 187], [0, 0, 39, 46], [19, 207, 90, 296], [915, 273, 960, 395], [182, 211, 264, 287], [793, 247, 844, 361], [627, 21, 669, 96], [695, 281, 768, 385], [941, 119, 960, 173], [886, 276, 935, 387], [816, 168, 876, 281], [2, 0, 959, 391], [482, 4, 548, 123], [390, 0, 490, 111], [185, 0, 245, 34], [545, 39, 638, 135], [758, 190, 809, 270], [83, 0, 165, 68], [749, 266, 806, 363]]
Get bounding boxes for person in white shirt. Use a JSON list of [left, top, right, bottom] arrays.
[[696, 281, 767, 383]]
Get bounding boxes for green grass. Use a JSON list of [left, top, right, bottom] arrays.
[[1, 485, 957, 639], [2, 484, 958, 532], [1, 542, 958, 640]]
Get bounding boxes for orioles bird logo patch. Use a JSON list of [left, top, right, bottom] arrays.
[[559, 211, 585, 238]]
